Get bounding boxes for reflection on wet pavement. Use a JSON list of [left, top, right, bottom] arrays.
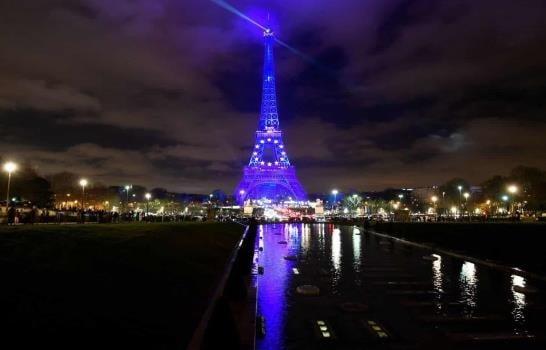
[[256, 224, 545, 350]]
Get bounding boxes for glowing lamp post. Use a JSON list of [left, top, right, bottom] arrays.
[[398, 194, 404, 207], [331, 189, 339, 212], [3, 161, 17, 217], [463, 192, 470, 220], [145, 193, 151, 217], [431, 195, 438, 217], [124, 185, 132, 212], [456, 185, 463, 211], [239, 189, 245, 205], [79, 179, 88, 210], [507, 185, 518, 215]]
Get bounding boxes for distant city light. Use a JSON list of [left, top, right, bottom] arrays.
[[145, 193, 151, 200], [331, 189, 339, 195], [79, 179, 88, 187], [431, 195, 438, 203], [502, 195, 509, 201], [463, 192, 470, 199]]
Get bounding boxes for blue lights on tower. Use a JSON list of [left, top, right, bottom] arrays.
[[235, 27, 307, 204]]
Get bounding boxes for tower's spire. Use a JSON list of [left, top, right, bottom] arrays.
[[259, 26, 279, 130]]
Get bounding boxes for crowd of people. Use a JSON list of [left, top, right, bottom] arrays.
[[2, 205, 208, 225]]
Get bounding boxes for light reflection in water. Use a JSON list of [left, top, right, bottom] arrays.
[[431, 254, 443, 311], [459, 261, 478, 315], [318, 223, 325, 252], [258, 225, 264, 252], [352, 228, 362, 285], [257, 224, 290, 350], [511, 274, 527, 328], [332, 227, 341, 272], [353, 230, 361, 269], [301, 224, 310, 251]]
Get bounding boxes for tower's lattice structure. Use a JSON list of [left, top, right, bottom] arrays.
[[235, 28, 306, 204]]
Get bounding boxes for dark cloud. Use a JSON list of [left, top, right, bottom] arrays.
[[1, 0, 545, 193]]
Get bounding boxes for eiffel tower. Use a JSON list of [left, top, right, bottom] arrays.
[[235, 27, 307, 204]]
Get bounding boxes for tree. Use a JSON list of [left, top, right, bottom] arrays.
[[509, 166, 546, 211], [439, 178, 471, 207], [343, 194, 362, 213], [481, 175, 506, 201], [1, 163, 54, 207]]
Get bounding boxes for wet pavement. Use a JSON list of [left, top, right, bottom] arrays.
[[255, 224, 545, 350]]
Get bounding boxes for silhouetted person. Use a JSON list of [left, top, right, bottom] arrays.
[[7, 206, 15, 225], [29, 206, 37, 224]]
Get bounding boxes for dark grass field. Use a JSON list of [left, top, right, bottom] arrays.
[[0, 222, 245, 349], [372, 222, 546, 274]]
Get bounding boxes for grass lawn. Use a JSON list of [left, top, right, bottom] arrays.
[[0, 222, 245, 349]]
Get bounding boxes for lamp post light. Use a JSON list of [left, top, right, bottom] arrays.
[[463, 192, 470, 220], [331, 189, 339, 212], [507, 185, 518, 215], [239, 190, 245, 205], [398, 194, 404, 210], [457, 185, 463, 211], [431, 195, 438, 217], [79, 179, 88, 210], [501, 195, 509, 215], [145, 193, 151, 217], [124, 185, 132, 212], [3, 161, 17, 219]]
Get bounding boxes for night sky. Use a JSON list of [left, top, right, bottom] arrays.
[[1, 0, 546, 193]]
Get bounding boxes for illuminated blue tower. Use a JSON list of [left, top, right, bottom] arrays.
[[235, 27, 307, 204]]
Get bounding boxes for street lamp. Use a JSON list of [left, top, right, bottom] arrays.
[[124, 185, 132, 212], [507, 185, 518, 194], [507, 185, 519, 215], [431, 195, 438, 216], [331, 189, 339, 211], [145, 193, 151, 217], [3, 161, 17, 218], [79, 179, 88, 210], [457, 185, 463, 209]]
